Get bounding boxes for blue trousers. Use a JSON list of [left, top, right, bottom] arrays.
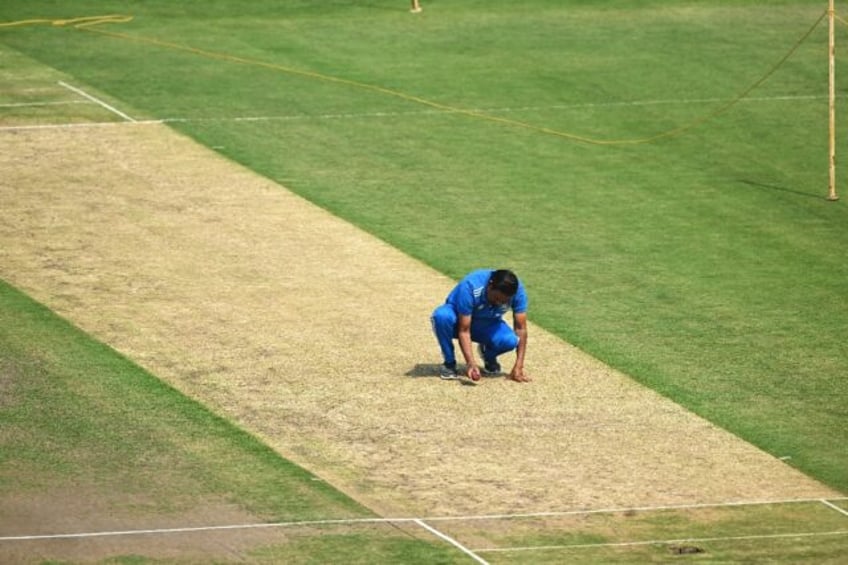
[[431, 303, 519, 365]]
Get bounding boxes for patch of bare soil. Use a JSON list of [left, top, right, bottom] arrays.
[[0, 124, 838, 529], [0, 489, 288, 563]]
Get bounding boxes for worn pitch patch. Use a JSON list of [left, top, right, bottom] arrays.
[[0, 124, 838, 517]]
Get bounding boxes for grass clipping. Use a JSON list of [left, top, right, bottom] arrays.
[[0, 123, 838, 518]]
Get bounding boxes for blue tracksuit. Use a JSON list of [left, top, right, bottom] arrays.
[[431, 269, 528, 365]]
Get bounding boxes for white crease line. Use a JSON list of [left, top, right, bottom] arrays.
[[2, 497, 845, 542], [821, 499, 848, 517], [57, 81, 136, 122], [422, 496, 848, 522], [0, 517, 397, 542], [474, 529, 848, 553], [0, 120, 162, 132], [0, 100, 88, 108], [413, 519, 489, 565]]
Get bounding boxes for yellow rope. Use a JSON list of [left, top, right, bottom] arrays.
[[609, 9, 827, 145], [0, 12, 828, 146], [0, 15, 133, 28]]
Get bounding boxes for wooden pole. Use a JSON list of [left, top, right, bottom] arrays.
[[828, 0, 840, 200]]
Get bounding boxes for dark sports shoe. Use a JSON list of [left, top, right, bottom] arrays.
[[439, 362, 459, 380], [482, 359, 501, 375], [478, 344, 501, 375]]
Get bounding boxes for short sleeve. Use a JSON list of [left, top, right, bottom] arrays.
[[452, 281, 475, 316], [511, 283, 528, 314]]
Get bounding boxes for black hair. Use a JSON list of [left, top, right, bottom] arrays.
[[489, 269, 519, 296]]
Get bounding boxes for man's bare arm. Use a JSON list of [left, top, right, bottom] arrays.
[[456, 314, 481, 380], [510, 312, 530, 382]]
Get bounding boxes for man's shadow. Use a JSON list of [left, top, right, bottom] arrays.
[[405, 363, 444, 378]]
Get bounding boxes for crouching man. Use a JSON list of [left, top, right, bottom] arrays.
[[431, 268, 530, 383]]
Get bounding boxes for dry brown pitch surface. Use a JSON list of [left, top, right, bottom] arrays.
[[0, 123, 838, 525]]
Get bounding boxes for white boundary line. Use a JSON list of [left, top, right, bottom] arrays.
[[1, 497, 845, 542], [413, 519, 489, 565], [474, 529, 848, 554], [57, 81, 136, 123]]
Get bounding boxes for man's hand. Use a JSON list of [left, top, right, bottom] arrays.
[[510, 312, 529, 382], [508, 366, 531, 382], [466, 365, 482, 382]]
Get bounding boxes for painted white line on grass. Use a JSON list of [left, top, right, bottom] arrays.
[[474, 529, 848, 553], [821, 499, 848, 517], [0, 517, 396, 542], [3, 92, 833, 132], [0, 120, 162, 132], [57, 81, 136, 122], [422, 496, 848, 522], [413, 519, 489, 565], [0, 100, 89, 108], [1, 497, 845, 543], [156, 93, 833, 124]]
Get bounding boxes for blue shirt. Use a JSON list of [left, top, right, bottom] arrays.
[[445, 269, 528, 320]]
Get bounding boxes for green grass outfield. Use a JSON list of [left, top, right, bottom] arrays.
[[2, 0, 847, 562]]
